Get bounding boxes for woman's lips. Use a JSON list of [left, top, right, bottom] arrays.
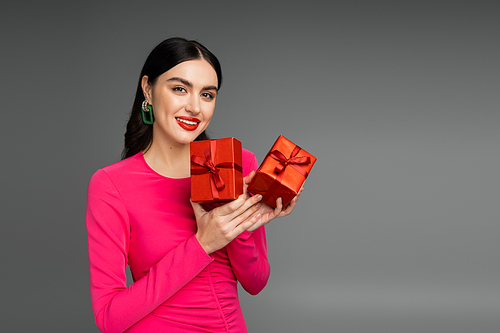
[[176, 116, 200, 131]]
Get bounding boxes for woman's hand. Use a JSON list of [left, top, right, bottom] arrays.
[[243, 171, 303, 232], [191, 194, 263, 255]]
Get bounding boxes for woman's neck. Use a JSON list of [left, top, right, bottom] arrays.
[[143, 139, 191, 179]]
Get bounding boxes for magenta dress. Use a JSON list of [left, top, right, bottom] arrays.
[[86, 150, 270, 333]]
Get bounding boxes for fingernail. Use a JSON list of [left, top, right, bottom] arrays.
[[255, 194, 262, 201]]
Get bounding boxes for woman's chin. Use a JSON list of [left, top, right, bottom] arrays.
[[175, 131, 204, 145]]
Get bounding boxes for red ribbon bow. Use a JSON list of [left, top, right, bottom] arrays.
[[191, 140, 242, 201], [269, 145, 310, 177], [261, 145, 311, 206]]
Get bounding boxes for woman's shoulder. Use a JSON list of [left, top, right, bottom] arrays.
[[242, 148, 258, 176], [242, 148, 257, 162], [89, 152, 143, 184]]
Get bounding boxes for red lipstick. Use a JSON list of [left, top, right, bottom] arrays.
[[176, 116, 200, 131]]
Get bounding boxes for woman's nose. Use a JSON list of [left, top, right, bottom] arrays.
[[185, 95, 201, 114]]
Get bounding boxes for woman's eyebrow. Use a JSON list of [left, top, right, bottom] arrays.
[[167, 77, 218, 92], [167, 77, 192, 87], [203, 85, 218, 92]]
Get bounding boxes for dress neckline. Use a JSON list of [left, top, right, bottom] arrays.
[[139, 152, 190, 180]]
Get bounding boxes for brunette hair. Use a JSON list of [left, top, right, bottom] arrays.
[[121, 37, 222, 159]]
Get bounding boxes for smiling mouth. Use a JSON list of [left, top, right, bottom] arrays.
[[176, 117, 200, 131], [176, 118, 199, 126]]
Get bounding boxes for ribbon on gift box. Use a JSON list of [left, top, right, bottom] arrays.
[[262, 145, 311, 205], [270, 145, 310, 176], [191, 140, 242, 201]]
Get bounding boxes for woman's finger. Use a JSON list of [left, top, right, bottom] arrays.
[[210, 200, 262, 245], [278, 186, 304, 217], [243, 170, 256, 198], [274, 197, 284, 216], [234, 211, 262, 234], [225, 194, 262, 225], [243, 170, 256, 186], [223, 193, 261, 219], [190, 200, 207, 220], [212, 194, 247, 217]]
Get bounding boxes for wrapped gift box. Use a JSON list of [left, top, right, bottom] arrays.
[[190, 138, 243, 204], [248, 135, 316, 208]]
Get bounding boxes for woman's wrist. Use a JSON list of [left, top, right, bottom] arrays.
[[195, 233, 213, 255]]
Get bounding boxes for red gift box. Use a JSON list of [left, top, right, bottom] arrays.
[[190, 138, 243, 204], [248, 135, 317, 208]]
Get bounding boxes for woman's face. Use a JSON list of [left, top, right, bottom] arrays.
[[142, 59, 218, 146]]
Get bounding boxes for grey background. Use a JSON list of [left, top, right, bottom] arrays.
[[1, 1, 499, 332]]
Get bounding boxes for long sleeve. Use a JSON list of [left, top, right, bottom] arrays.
[[86, 169, 213, 333], [225, 151, 270, 295], [226, 228, 270, 295]]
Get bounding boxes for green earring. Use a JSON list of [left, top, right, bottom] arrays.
[[141, 100, 154, 125]]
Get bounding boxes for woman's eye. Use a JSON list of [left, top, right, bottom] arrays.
[[202, 92, 214, 101], [173, 87, 186, 93]]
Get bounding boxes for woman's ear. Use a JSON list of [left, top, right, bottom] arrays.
[[141, 75, 152, 101]]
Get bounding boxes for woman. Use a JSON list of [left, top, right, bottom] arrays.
[[86, 37, 301, 332]]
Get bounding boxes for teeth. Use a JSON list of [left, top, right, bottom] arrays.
[[177, 118, 198, 126]]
